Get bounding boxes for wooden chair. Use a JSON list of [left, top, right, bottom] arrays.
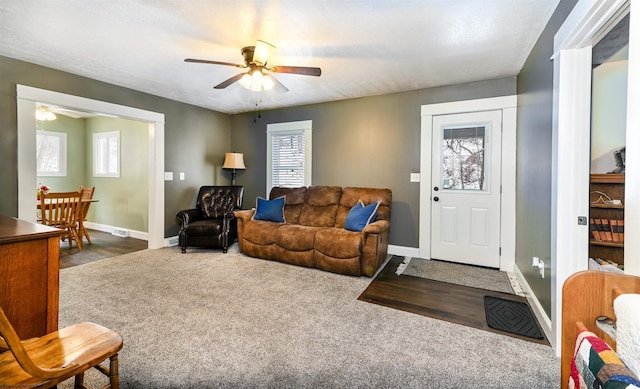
[[40, 191, 83, 250], [78, 186, 96, 244], [0, 306, 123, 388]]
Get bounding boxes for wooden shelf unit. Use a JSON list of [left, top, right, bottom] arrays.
[[589, 174, 624, 267]]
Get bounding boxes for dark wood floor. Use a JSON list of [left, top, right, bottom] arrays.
[[59, 229, 148, 269], [359, 255, 549, 345]]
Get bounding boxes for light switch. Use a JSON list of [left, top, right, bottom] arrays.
[[179, 172, 185, 180], [164, 172, 173, 181], [410, 173, 420, 182]]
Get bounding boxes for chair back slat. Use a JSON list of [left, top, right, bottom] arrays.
[[40, 191, 82, 230], [78, 186, 95, 221]]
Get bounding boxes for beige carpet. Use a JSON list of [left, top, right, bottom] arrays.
[[57, 244, 557, 388]]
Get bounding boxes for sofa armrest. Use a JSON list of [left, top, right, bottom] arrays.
[[176, 209, 203, 229], [234, 209, 255, 223], [362, 219, 389, 235]]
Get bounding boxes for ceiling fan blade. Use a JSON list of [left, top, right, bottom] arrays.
[[269, 75, 289, 93], [214, 73, 246, 89], [270, 65, 321, 77], [185, 58, 245, 68], [253, 40, 275, 66]]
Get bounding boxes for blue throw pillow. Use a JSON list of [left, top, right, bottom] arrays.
[[253, 196, 286, 223], [344, 200, 380, 232]]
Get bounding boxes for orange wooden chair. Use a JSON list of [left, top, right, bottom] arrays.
[[78, 186, 96, 244], [0, 306, 123, 388], [40, 191, 83, 250]]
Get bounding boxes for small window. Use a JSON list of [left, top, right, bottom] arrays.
[[93, 131, 120, 177], [36, 131, 67, 176], [267, 120, 312, 192]]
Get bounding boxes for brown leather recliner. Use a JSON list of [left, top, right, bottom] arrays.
[[176, 186, 244, 253]]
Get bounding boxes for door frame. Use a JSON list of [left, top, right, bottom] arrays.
[[419, 95, 517, 272], [550, 0, 638, 354], [16, 85, 166, 249]]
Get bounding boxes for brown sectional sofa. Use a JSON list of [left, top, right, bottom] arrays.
[[235, 186, 392, 277]]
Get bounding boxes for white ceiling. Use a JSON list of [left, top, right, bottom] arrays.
[[0, 1, 560, 114]]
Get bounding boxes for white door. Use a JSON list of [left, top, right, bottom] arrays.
[[431, 110, 502, 268]]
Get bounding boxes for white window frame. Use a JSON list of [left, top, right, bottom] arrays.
[[36, 130, 67, 176], [93, 131, 120, 177], [266, 120, 312, 194]]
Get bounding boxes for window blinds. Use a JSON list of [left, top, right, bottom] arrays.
[[271, 131, 305, 187]]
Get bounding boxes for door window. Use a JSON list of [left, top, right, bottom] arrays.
[[440, 125, 487, 191]]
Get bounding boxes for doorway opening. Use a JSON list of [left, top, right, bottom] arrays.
[[16, 85, 166, 249]]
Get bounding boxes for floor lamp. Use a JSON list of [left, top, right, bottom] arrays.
[[222, 152, 246, 186]]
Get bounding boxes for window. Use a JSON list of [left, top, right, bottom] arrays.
[[267, 120, 312, 192], [36, 131, 67, 176], [441, 125, 487, 191], [93, 131, 120, 177]]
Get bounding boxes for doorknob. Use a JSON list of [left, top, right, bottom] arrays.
[[433, 186, 439, 191], [433, 196, 439, 202]]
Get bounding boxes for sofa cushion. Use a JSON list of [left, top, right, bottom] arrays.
[[196, 186, 244, 219], [344, 200, 380, 232], [183, 220, 222, 236], [243, 220, 281, 245], [314, 228, 362, 259], [253, 196, 286, 223], [270, 187, 307, 224], [336, 187, 392, 228], [299, 186, 342, 227], [277, 224, 317, 251]]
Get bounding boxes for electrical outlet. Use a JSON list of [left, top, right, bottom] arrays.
[[164, 172, 173, 181], [410, 173, 420, 182], [532, 257, 544, 278]]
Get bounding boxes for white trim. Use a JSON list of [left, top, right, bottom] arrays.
[[513, 263, 553, 343], [387, 244, 420, 258], [36, 130, 67, 176], [551, 0, 634, 356], [165, 235, 179, 247], [16, 85, 166, 249], [83, 221, 148, 241], [419, 96, 517, 271], [266, 120, 312, 193], [625, 1, 640, 276], [92, 131, 120, 177]]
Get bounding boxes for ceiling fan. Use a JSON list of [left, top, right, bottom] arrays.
[[185, 40, 321, 92]]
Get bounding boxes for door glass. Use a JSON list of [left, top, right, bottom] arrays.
[[441, 125, 487, 191]]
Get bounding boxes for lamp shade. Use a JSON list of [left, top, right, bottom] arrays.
[[222, 153, 246, 170]]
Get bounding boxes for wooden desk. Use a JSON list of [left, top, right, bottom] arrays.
[[0, 215, 62, 338]]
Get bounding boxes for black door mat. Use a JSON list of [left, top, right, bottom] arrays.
[[484, 296, 544, 340]]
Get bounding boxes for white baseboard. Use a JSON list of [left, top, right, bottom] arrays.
[[83, 222, 148, 241], [513, 264, 555, 353], [166, 235, 179, 247], [387, 245, 420, 258]]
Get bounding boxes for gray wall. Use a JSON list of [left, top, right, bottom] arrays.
[[230, 78, 516, 247], [515, 0, 578, 317], [0, 54, 231, 238]]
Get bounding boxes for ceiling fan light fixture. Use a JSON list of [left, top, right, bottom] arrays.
[[238, 69, 274, 92], [239, 73, 252, 89], [35, 107, 57, 121], [262, 75, 275, 90], [253, 40, 275, 66]]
